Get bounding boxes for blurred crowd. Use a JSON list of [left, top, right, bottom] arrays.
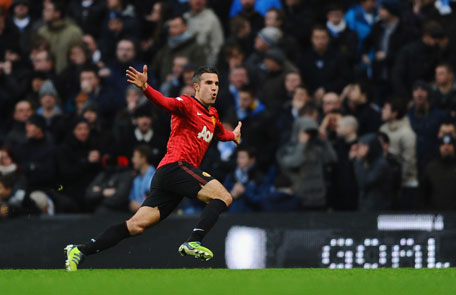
[[1, 0, 456, 218]]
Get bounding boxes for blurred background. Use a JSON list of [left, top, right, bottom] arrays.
[[0, 0, 456, 269]]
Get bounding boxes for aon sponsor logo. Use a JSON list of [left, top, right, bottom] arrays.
[[197, 125, 213, 143]]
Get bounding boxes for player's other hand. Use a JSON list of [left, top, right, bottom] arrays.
[[126, 65, 148, 91], [233, 121, 242, 145]]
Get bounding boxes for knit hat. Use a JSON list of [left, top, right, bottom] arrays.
[[27, 114, 46, 131], [39, 80, 58, 98], [258, 27, 282, 47], [264, 48, 286, 65], [380, 0, 401, 17]]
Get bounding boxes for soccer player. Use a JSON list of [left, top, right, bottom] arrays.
[[64, 65, 242, 271]]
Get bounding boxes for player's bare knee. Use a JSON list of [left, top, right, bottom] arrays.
[[219, 192, 232, 207], [126, 220, 146, 236]]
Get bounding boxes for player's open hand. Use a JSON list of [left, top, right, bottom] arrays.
[[233, 121, 242, 145], [126, 65, 148, 91]]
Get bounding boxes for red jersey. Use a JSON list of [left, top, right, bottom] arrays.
[[143, 85, 235, 169]]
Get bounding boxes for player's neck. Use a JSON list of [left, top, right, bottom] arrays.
[[193, 95, 210, 110]]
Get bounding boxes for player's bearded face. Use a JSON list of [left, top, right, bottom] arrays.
[[196, 73, 219, 106]]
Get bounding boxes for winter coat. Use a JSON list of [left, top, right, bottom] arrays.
[[380, 116, 418, 186], [354, 133, 392, 211], [277, 117, 337, 207]]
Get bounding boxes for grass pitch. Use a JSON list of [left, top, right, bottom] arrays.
[[1, 268, 455, 295]]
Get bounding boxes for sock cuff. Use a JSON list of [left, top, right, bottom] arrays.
[[210, 198, 228, 212]]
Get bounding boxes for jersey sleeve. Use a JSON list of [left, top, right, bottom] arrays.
[[214, 112, 235, 142], [143, 85, 187, 115]]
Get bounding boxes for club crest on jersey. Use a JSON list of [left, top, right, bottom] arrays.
[[202, 172, 211, 177], [211, 116, 216, 126], [197, 125, 213, 143]]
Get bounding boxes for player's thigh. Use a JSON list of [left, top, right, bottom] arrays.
[[197, 179, 232, 206], [126, 206, 160, 234]]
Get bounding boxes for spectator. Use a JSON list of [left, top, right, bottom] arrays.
[[102, 38, 145, 97], [56, 118, 101, 212], [184, 0, 224, 66], [118, 105, 167, 167], [86, 153, 134, 213], [229, 85, 276, 171], [418, 133, 456, 210], [431, 63, 456, 109], [392, 20, 443, 97], [345, 0, 378, 53], [276, 84, 311, 144], [283, 0, 314, 49], [217, 65, 250, 117], [407, 80, 446, 174], [329, 115, 359, 210], [284, 71, 302, 101], [326, 3, 358, 67], [341, 81, 382, 136], [353, 133, 393, 211], [67, 0, 106, 39], [361, 0, 414, 104], [128, 145, 156, 213], [0, 174, 47, 218], [159, 55, 189, 97], [37, 0, 83, 73], [4, 100, 33, 150], [14, 114, 57, 191], [151, 15, 206, 84], [82, 34, 103, 66], [277, 116, 337, 209], [37, 80, 66, 144], [297, 25, 351, 101], [230, 0, 266, 34], [261, 173, 301, 211], [0, 147, 18, 177], [56, 40, 92, 102], [377, 131, 403, 209], [226, 16, 255, 58], [139, 1, 171, 63], [81, 102, 113, 154], [98, 0, 139, 62], [257, 48, 289, 110], [380, 97, 418, 209], [30, 49, 56, 82], [7, 0, 36, 56], [69, 64, 122, 124], [224, 146, 273, 212]]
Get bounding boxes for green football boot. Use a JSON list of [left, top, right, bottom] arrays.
[[64, 244, 84, 271], [178, 241, 214, 261]]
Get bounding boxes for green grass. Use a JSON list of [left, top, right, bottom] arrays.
[[1, 268, 455, 295]]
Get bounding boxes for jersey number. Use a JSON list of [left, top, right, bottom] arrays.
[[198, 126, 213, 143]]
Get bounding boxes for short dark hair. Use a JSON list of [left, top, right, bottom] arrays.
[[238, 84, 256, 98], [238, 145, 256, 158], [385, 96, 407, 119], [352, 79, 372, 99], [192, 66, 219, 84], [436, 62, 454, 73], [133, 144, 154, 165], [49, 0, 66, 18], [80, 64, 99, 77], [266, 8, 285, 25], [311, 24, 329, 35], [377, 131, 390, 145]]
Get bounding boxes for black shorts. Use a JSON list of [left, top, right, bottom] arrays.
[[141, 161, 214, 220]]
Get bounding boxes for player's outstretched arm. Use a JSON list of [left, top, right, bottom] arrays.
[[126, 65, 148, 91], [126, 65, 185, 114], [233, 121, 242, 145]]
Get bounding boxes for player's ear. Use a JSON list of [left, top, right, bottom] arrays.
[[193, 82, 199, 91]]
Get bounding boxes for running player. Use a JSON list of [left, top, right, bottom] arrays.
[[64, 65, 242, 271]]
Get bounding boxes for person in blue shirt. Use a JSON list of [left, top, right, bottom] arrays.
[[129, 145, 156, 212]]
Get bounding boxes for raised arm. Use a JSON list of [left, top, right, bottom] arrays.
[[126, 65, 186, 114]]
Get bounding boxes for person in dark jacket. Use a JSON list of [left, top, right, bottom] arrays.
[[56, 118, 101, 212], [13, 114, 57, 191], [353, 133, 393, 211], [297, 25, 351, 101], [86, 153, 134, 213], [224, 146, 273, 212], [4, 100, 33, 151], [407, 80, 447, 175], [361, 0, 414, 103], [392, 20, 443, 97], [418, 133, 456, 211], [67, 0, 106, 39]]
